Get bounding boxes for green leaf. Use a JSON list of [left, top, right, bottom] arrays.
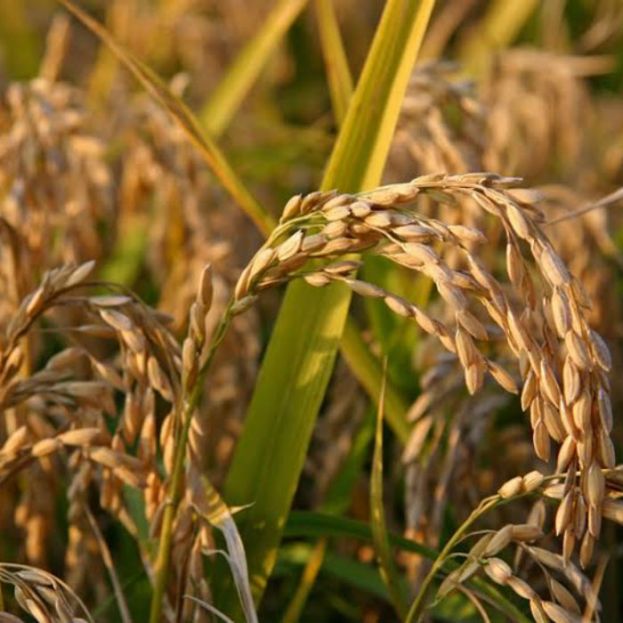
[[200, 0, 309, 138], [284, 511, 436, 558], [222, 279, 351, 603], [99, 215, 149, 288], [341, 321, 410, 441], [315, 0, 410, 442], [361, 257, 428, 395], [280, 539, 328, 623], [322, 0, 437, 191], [191, 472, 258, 623], [223, 0, 436, 610], [280, 407, 374, 623], [321, 408, 375, 516]]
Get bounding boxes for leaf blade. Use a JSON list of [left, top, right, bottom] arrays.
[[223, 0, 436, 610]]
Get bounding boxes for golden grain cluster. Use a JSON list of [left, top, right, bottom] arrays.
[[0, 1, 622, 622]]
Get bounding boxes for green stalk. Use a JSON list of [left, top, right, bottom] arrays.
[[148, 402, 193, 623], [223, 0, 436, 610], [200, 0, 309, 138]]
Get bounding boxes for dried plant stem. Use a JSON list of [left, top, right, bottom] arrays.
[[149, 303, 234, 623], [406, 495, 500, 623]]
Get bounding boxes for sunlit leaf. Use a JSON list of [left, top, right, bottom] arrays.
[[223, 0, 436, 612]]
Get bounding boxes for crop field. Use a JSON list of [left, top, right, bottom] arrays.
[[0, 1, 623, 621]]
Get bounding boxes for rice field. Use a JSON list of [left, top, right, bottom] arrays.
[[0, 1, 623, 621]]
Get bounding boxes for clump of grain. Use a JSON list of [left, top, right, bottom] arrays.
[[0, 261, 184, 598], [425, 473, 598, 622], [231, 174, 615, 569]]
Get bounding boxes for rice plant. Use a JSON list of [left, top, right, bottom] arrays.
[[0, 1, 622, 622]]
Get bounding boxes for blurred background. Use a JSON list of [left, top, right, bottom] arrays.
[[1, 1, 623, 621]]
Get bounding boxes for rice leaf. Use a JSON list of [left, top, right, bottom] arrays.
[[85, 510, 132, 623], [200, 0, 309, 138], [99, 215, 149, 287], [322, 0, 436, 191], [278, 544, 390, 602], [184, 596, 236, 623], [285, 511, 436, 558], [361, 257, 430, 396], [222, 0, 436, 611], [281, 408, 374, 622], [315, 0, 410, 442], [321, 408, 375, 516], [280, 538, 327, 623], [342, 321, 410, 441]]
